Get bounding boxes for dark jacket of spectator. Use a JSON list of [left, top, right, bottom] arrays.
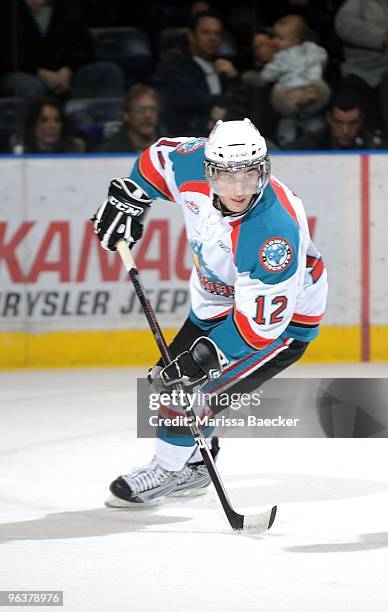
[[0, 0, 94, 75], [96, 126, 139, 153], [153, 46, 245, 135], [97, 124, 163, 153], [335, 0, 388, 88]]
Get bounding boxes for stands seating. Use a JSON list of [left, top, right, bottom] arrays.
[[65, 97, 123, 149], [219, 31, 237, 61], [159, 27, 189, 55], [90, 27, 153, 85], [0, 98, 27, 153], [65, 97, 123, 124]]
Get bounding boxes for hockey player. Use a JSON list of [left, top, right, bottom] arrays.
[[92, 118, 328, 506]]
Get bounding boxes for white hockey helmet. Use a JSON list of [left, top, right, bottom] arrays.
[[204, 118, 270, 200]]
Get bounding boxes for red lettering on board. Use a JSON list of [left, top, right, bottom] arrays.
[[76, 223, 121, 282], [0, 221, 35, 282], [27, 222, 70, 282], [136, 220, 170, 279]]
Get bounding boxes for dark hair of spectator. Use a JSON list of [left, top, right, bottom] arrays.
[[254, 27, 274, 38], [224, 104, 247, 122], [328, 92, 364, 115], [22, 97, 71, 153], [189, 10, 223, 32], [123, 84, 158, 112]]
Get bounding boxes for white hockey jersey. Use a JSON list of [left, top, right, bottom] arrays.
[[129, 137, 328, 362]]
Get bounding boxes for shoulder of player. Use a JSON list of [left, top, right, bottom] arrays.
[[264, 175, 304, 226], [243, 177, 301, 242], [233, 183, 301, 284], [165, 137, 208, 192], [136, 136, 209, 201], [144, 136, 206, 178], [167, 137, 207, 161]]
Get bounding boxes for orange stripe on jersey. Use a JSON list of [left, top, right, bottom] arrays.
[[138, 148, 174, 201], [157, 151, 165, 169], [158, 139, 181, 147], [233, 309, 273, 350], [307, 255, 319, 266], [270, 178, 298, 225], [229, 218, 242, 262], [179, 181, 211, 196], [208, 308, 232, 320], [291, 312, 324, 325], [306, 256, 325, 283]]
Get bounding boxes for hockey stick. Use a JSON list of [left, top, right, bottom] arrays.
[[117, 239, 277, 532]]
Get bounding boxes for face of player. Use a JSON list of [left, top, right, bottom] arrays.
[[328, 107, 363, 147], [189, 16, 223, 61], [216, 168, 259, 214], [125, 94, 159, 138], [35, 105, 62, 148], [273, 23, 300, 51]]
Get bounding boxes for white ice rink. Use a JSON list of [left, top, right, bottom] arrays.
[[1, 363, 387, 612]]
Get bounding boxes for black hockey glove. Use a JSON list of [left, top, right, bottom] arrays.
[[158, 337, 228, 389], [92, 178, 152, 251]]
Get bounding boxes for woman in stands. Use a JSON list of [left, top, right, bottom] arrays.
[[9, 96, 86, 154]]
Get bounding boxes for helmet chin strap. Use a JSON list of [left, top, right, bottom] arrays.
[[213, 193, 259, 217]]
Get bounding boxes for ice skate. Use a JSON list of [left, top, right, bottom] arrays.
[[105, 437, 220, 508], [171, 436, 220, 498]]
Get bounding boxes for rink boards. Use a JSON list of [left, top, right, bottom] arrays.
[[0, 152, 387, 367]]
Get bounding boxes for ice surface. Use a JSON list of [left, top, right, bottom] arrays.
[[0, 364, 387, 612]]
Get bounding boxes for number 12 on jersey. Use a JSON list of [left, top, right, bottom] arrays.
[[254, 295, 288, 325]]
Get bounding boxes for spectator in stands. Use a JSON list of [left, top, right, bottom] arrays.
[[207, 103, 281, 152], [260, 15, 331, 118], [335, 0, 388, 133], [206, 97, 248, 132], [242, 29, 277, 88], [241, 28, 278, 142], [146, 1, 220, 50], [290, 91, 387, 149], [153, 10, 246, 136], [192, 1, 212, 16], [9, 96, 86, 153], [257, 0, 344, 32], [97, 85, 160, 153], [0, 0, 124, 100], [324, 92, 387, 149]]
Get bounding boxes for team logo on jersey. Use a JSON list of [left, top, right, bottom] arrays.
[[191, 239, 234, 297], [186, 200, 200, 214], [176, 139, 206, 154], [259, 237, 293, 272]]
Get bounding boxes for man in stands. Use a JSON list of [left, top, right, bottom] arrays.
[[97, 85, 160, 153], [153, 10, 246, 136]]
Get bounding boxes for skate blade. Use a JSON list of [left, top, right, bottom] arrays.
[[104, 494, 162, 509], [169, 486, 209, 498]]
